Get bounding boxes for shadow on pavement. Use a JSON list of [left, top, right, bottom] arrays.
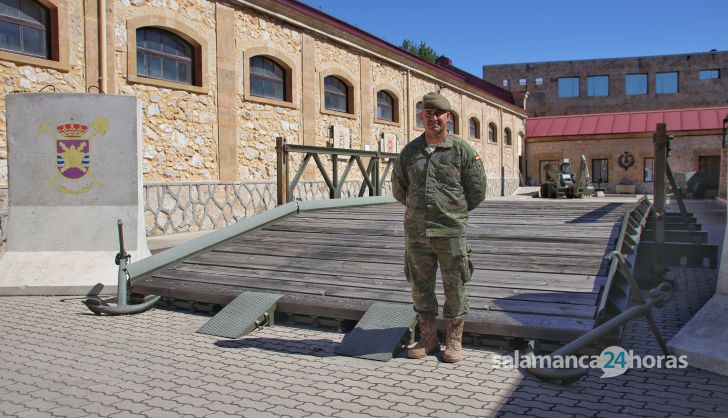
[[214, 336, 340, 358]]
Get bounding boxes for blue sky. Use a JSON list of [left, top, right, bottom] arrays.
[[299, 0, 727, 76]]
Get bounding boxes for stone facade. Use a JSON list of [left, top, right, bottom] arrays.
[[0, 0, 526, 249], [484, 51, 728, 117], [486, 52, 728, 199], [526, 132, 722, 194], [118, 3, 220, 182], [143, 180, 379, 236], [0, 1, 85, 185]]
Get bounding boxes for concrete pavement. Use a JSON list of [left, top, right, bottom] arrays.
[[1, 198, 727, 417], [1, 265, 727, 417]]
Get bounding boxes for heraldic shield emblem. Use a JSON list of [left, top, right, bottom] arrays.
[[56, 124, 90, 179], [36, 117, 109, 194]]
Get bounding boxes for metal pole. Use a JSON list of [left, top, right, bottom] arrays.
[[653, 124, 667, 245], [331, 152, 339, 199], [83, 220, 160, 315], [276, 137, 287, 206], [665, 163, 691, 226], [375, 141, 382, 196], [116, 220, 128, 306], [375, 154, 381, 196], [501, 166, 505, 196]]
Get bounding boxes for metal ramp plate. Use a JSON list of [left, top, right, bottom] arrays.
[[197, 291, 283, 338], [336, 302, 417, 361]]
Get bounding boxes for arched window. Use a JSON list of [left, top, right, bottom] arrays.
[[136, 27, 193, 84], [376, 90, 394, 122], [250, 56, 285, 100], [0, 0, 50, 58], [488, 123, 497, 143], [448, 110, 459, 135], [324, 75, 349, 113], [415, 101, 424, 128], [469, 117, 480, 139], [504, 128, 512, 146]]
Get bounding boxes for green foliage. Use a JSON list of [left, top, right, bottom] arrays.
[[400, 39, 439, 63]]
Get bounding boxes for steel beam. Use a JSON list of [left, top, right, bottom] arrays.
[[653, 124, 668, 245]]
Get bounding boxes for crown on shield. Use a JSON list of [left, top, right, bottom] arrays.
[[56, 123, 88, 138]]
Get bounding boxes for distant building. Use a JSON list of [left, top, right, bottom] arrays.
[[524, 107, 728, 195], [483, 51, 728, 117], [483, 51, 728, 197]]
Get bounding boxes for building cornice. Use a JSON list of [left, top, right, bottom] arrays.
[[227, 0, 526, 117]]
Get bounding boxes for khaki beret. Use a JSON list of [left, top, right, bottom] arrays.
[[422, 92, 451, 112]]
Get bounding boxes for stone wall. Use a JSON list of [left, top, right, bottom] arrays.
[[526, 132, 722, 193], [0, 2, 86, 185], [0, 0, 526, 246], [144, 180, 390, 236], [0, 0, 525, 190], [235, 8, 304, 181], [141, 175, 508, 237], [484, 51, 728, 117], [370, 59, 407, 152], [117, 2, 220, 182], [0, 173, 508, 250]]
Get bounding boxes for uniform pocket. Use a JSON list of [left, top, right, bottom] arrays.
[[404, 249, 414, 283], [449, 238, 474, 284]]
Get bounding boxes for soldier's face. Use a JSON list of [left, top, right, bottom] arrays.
[[420, 109, 450, 135]]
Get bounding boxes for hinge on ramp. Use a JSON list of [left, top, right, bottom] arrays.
[[196, 291, 283, 338], [336, 302, 417, 361]]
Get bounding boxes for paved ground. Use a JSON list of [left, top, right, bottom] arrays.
[[1, 198, 727, 417]]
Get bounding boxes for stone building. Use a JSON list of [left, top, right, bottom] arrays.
[[0, 0, 526, 244], [524, 107, 728, 196], [483, 51, 728, 197], [483, 51, 728, 117]]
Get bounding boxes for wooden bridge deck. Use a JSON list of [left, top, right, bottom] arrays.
[[132, 199, 635, 343]]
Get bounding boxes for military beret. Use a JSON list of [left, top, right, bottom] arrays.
[[422, 92, 451, 112]]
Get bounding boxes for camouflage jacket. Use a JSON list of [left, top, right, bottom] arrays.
[[392, 134, 487, 237]]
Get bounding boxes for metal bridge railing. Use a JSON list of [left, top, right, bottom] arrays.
[[593, 196, 652, 327], [522, 196, 676, 384], [275, 137, 399, 205]]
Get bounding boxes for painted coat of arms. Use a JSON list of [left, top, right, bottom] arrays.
[[332, 125, 351, 149], [381, 133, 398, 153], [36, 118, 109, 194]]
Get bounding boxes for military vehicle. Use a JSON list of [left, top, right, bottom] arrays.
[[540, 156, 594, 198]]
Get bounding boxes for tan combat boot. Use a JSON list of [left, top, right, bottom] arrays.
[[407, 319, 440, 359], [442, 319, 464, 363]]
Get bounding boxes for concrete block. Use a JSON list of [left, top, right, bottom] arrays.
[[668, 294, 728, 376], [0, 94, 149, 294]]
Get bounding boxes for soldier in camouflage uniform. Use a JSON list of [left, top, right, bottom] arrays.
[[391, 92, 487, 363]]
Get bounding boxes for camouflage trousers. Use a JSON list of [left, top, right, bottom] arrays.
[[404, 234, 474, 320]]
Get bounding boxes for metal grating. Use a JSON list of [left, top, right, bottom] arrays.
[[336, 302, 417, 361], [196, 291, 282, 338]]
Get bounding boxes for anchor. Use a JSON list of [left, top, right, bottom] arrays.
[[83, 220, 160, 315]]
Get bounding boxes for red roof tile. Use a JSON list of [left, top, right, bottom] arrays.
[[527, 107, 728, 138]]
